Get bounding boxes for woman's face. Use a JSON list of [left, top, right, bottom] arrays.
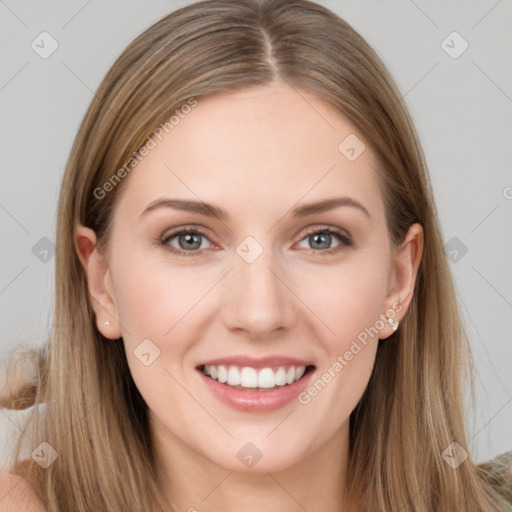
[[80, 81, 422, 474]]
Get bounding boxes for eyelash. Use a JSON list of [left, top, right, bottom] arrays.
[[159, 225, 352, 257]]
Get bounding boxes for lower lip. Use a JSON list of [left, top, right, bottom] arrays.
[[197, 367, 315, 413]]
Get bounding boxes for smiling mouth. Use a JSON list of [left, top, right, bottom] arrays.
[[198, 364, 315, 391]]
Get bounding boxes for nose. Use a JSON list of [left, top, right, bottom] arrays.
[[220, 242, 297, 342]]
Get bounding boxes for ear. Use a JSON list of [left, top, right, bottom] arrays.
[[379, 222, 424, 340], [74, 224, 122, 340]]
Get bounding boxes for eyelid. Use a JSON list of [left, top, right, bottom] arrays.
[[160, 225, 212, 243], [297, 224, 351, 242]]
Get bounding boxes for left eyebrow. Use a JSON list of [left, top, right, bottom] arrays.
[[290, 196, 371, 219]]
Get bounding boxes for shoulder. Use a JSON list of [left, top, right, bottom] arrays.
[[0, 470, 46, 512]]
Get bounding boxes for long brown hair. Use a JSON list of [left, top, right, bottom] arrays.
[[2, 0, 510, 510]]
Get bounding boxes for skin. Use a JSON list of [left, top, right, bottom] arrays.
[[0, 472, 46, 512], [76, 80, 423, 512]]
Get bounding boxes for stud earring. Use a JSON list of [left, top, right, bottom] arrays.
[[387, 317, 399, 331], [105, 320, 111, 326]]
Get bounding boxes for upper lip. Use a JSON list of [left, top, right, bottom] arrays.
[[197, 355, 315, 370]]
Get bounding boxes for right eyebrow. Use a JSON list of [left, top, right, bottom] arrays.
[[139, 198, 228, 221]]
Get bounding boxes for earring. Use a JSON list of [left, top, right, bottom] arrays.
[[105, 320, 111, 326], [387, 317, 399, 331]]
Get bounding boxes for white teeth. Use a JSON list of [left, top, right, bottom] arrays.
[[202, 364, 308, 389], [240, 367, 258, 388], [295, 366, 306, 380], [227, 366, 241, 386], [257, 368, 275, 388], [217, 365, 228, 383], [274, 367, 287, 386]]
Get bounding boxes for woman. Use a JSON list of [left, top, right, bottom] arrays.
[[1, 0, 511, 510]]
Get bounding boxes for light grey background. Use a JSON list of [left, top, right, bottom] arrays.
[[1, 0, 511, 467]]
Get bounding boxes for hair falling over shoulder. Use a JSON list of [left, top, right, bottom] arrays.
[[1, 1, 511, 510]]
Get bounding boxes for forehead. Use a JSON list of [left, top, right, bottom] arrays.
[[114, 82, 385, 224]]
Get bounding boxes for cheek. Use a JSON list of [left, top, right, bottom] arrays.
[[304, 259, 389, 345], [110, 253, 207, 414], [298, 255, 387, 408], [111, 248, 212, 343]]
